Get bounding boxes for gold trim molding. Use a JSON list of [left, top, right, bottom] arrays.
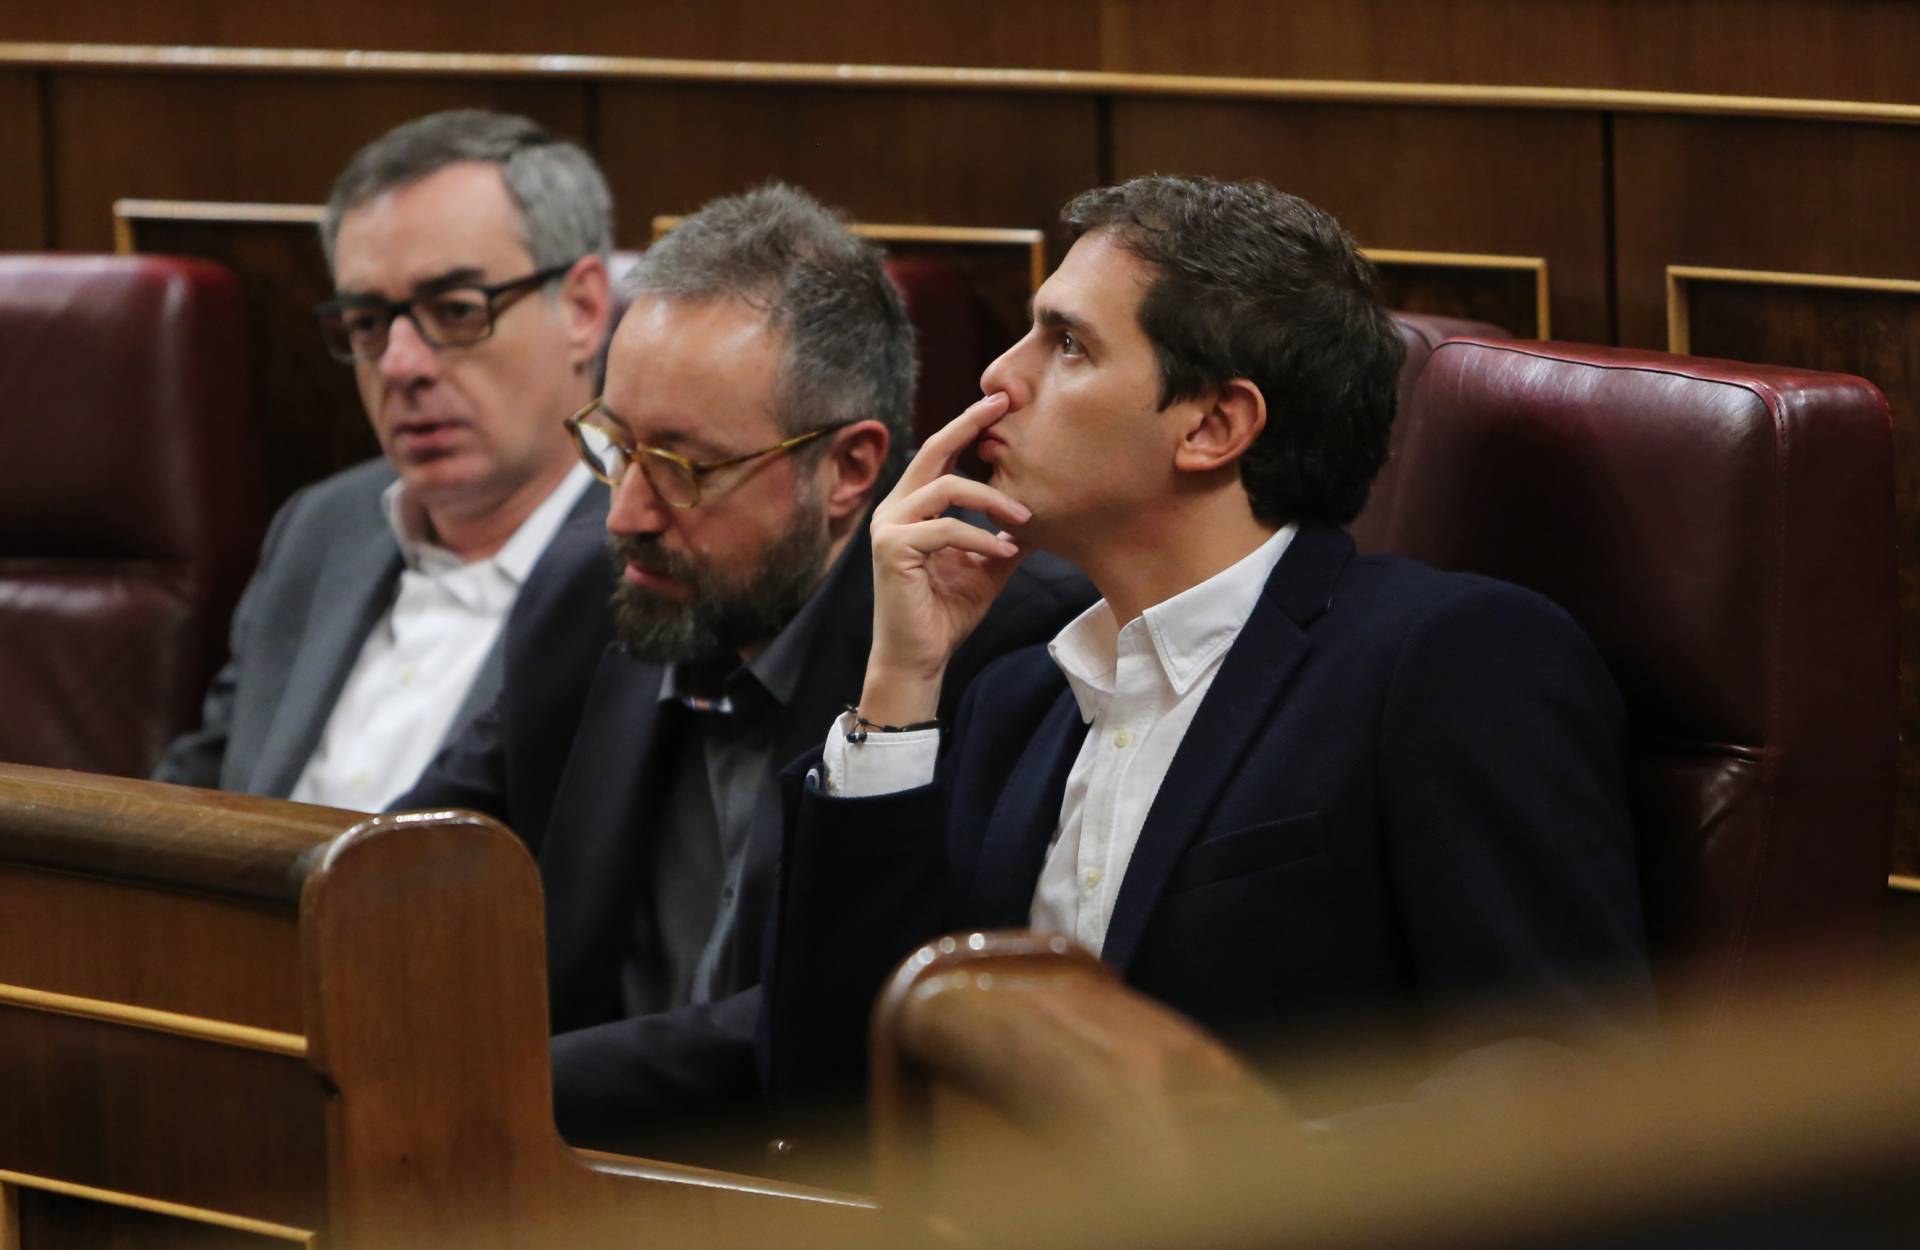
[[1364, 248, 1550, 338], [0, 983, 308, 1058], [1666, 264, 1920, 353], [113, 197, 325, 253], [1890, 874, 1920, 894], [4, 42, 1920, 127], [0, 1170, 313, 1244]]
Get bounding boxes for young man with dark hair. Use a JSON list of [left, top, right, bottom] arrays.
[[766, 176, 1653, 1113]]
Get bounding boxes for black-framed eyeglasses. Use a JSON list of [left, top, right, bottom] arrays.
[[564, 397, 853, 509], [312, 261, 576, 363]]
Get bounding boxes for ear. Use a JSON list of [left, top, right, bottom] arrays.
[[818, 420, 892, 522], [557, 254, 614, 371], [1172, 377, 1266, 475]]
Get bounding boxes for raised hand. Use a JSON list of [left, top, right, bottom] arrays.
[[860, 392, 1033, 725]]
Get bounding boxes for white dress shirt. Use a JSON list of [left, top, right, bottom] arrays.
[[826, 524, 1296, 955], [289, 464, 592, 810]]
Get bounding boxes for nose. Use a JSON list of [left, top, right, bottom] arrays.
[[377, 312, 439, 385], [605, 460, 672, 538], [979, 333, 1032, 410]]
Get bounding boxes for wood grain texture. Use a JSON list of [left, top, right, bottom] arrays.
[[0, 1012, 326, 1230], [1613, 116, 1920, 349], [1373, 262, 1540, 339], [46, 73, 589, 251], [0, 778, 876, 1248], [1112, 99, 1610, 341], [7, 1, 1920, 103], [0, 72, 44, 250], [122, 213, 377, 517], [0, 2, 1103, 70], [14, 1194, 295, 1250], [0, 866, 302, 1031], [1096, 0, 1920, 103], [299, 812, 875, 1247], [597, 85, 1099, 260]]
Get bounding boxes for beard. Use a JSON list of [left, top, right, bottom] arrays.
[[607, 491, 834, 665]]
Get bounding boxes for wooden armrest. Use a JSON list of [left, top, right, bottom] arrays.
[[870, 930, 1296, 1237]]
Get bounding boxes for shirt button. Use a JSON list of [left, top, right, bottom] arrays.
[[1112, 729, 1132, 748], [1084, 868, 1102, 888]]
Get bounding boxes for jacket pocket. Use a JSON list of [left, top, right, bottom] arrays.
[[1163, 812, 1325, 895]]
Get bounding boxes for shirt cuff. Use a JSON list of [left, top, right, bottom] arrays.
[[823, 709, 941, 797]]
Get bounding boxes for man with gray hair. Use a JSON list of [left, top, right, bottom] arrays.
[[398, 183, 1091, 1163], [155, 110, 614, 806]]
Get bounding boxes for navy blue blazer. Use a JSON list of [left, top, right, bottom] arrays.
[[399, 512, 1095, 1158], [767, 525, 1655, 1110]]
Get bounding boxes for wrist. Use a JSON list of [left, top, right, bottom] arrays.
[[858, 664, 943, 728]]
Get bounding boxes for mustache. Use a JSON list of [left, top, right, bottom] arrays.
[[608, 535, 697, 585]]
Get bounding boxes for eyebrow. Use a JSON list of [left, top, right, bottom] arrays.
[[596, 402, 725, 459], [412, 267, 489, 296], [1031, 301, 1101, 351], [334, 266, 488, 302]]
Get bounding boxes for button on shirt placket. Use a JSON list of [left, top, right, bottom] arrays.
[[1074, 627, 1158, 949]]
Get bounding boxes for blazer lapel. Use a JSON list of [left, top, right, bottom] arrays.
[[1101, 526, 1353, 972], [772, 528, 875, 771], [252, 538, 402, 796], [962, 690, 1088, 929], [539, 650, 671, 995]]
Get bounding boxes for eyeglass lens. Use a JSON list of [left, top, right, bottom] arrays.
[[572, 419, 698, 506], [320, 289, 497, 361]]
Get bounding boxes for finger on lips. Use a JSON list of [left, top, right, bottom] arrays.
[[901, 393, 1011, 487]]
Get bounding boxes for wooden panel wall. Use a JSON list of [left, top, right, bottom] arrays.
[[599, 85, 1100, 252], [0, 72, 43, 250], [1112, 101, 1608, 341], [9, 1, 1920, 102], [46, 75, 588, 252]]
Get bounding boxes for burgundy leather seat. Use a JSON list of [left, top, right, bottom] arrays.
[[1349, 311, 1511, 552], [0, 255, 264, 776], [1385, 338, 1895, 1018]]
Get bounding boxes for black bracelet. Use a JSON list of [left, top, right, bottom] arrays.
[[845, 704, 941, 744]]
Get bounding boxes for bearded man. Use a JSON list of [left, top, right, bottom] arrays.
[[395, 183, 1091, 1163]]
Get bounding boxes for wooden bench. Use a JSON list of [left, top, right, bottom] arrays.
[[0, 763, 874, 1249]]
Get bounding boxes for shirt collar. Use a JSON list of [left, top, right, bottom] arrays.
[[381, 462, 593, 584], [1047, 524, 1298, 721]]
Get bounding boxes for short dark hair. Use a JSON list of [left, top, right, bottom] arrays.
[[1063, 176, 1403, 527], [322, 110, 612, 275], [623, 183, 916, 480]]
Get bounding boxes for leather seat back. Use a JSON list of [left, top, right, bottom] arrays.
[[0, 255, 265, 775], [1387, 338, 1895, 1014]]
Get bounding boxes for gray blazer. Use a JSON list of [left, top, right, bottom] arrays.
[[153, 457, 606, 799]]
